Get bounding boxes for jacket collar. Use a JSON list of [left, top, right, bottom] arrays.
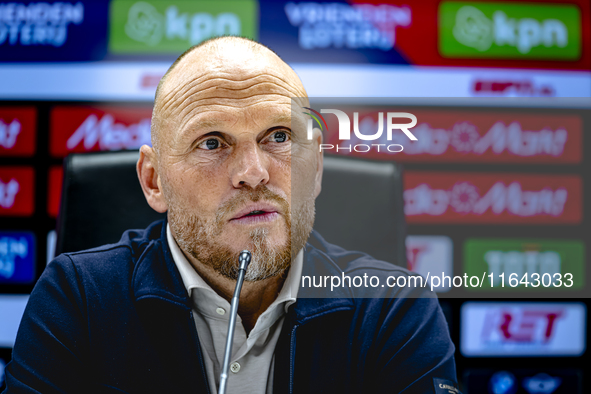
[[132, 219, 192, 309], [131, 220, 355, 319], [289, 241, 355, 324]]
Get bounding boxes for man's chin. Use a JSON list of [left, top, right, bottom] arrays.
[[220, 230, 290, 254], [203, 244, 290, 282]]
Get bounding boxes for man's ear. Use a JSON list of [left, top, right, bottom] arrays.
[[313, 127, 323, 198], [137, 145, 168, 213]]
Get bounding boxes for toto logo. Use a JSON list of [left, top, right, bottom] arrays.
[[303, 108, 417, 153]]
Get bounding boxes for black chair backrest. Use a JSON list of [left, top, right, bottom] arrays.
[[314, 154, 405, 265], [55, 151, 166, 255], [56, 151, 406, 266]]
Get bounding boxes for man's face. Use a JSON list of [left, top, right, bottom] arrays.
[[151, 48, 321, 281]]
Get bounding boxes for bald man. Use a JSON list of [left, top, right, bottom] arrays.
[[4, 38, 458, 394]]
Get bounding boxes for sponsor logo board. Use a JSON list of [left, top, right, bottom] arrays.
[[406, 235, 453, 292], [0, 231, 35, 284], [464, 369, 581, 394], [259, 0, 414, 64], [464, 239, 584, 291], [461, 302, 587, 357], [109, 0, 258, 54], [0, 167, 34, 216], [404, 172, 582, 224], [325, 109, 581, 163], [50, 105, 152, 157], [284, 2, 411, 51], [259, 0, 590, 70], [0, 107, 36, 157], [0, 1, 108, 61], [439, 2, 581, 60]]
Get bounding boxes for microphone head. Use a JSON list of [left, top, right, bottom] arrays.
[[238, 250, 251, 271]]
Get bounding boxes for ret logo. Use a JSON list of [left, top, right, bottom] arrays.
[[461, 302, 587, 357]]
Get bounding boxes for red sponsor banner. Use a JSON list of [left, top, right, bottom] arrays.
[[47, 166, 63, 218], [0, 167, 35, 217], [325, 109, 582, 163], [50, 106, 153, 158], [355, 0, 590, 71], [0, 107, 37, 157], [404, 172, 582, 224]]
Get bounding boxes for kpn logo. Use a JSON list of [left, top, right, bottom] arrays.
[[109, 0, 257, 53], [303, 107, 417, 153], [439, 2, 581, 60]]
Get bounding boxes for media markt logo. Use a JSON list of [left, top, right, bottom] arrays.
[[109, 0, 257, 53], [439, 2, 581, 60]]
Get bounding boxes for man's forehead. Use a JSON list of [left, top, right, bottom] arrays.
[[189, 109, 294, 129], [160, 41, 306, 103]]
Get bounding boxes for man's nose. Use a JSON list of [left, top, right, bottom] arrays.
[[230, 142, 270, 188]]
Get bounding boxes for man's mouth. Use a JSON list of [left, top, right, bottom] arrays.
[[244, 210, 267, 217], [230, 203, 280, 224]]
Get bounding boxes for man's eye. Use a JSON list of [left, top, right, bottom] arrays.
[[198, 138, 221, 150], [269, 131, 289, 143]]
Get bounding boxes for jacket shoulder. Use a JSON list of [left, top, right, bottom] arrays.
[[306, 229, 413, 277], [53, 220, 166, 284]]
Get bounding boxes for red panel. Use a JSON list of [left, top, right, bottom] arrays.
[[47, 166, 63, 218], [0, 167, 35, 217], [50, 105, 153, 158], [404, 171, 582, 224], [0, 107, 37, 157], [326, 109, 582, 163]]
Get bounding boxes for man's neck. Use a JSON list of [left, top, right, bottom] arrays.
[[182, 251, 288, 334]]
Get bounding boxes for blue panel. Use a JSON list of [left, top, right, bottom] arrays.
[[0, 1, 108, 61], [258, 0, 411, 65], [464, 369, 582, 394], [0, 231, 36, 284]]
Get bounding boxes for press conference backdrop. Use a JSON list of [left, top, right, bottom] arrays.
[[1, 0, 591, 392]]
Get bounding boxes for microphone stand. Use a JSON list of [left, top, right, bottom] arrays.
[[218, 250, 251, 394]]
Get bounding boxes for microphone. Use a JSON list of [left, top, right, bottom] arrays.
[[218, 250, 251, 394]]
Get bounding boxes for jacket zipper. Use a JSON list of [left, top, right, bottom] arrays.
[[289, 324, 299, 394]]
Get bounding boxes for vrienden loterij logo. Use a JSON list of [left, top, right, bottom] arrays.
[[303, 107, 417, 153]]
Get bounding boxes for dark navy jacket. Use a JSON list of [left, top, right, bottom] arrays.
[[4, 220, 457, 393]]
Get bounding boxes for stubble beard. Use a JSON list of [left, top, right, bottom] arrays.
[[166, 184, 315, 281]]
